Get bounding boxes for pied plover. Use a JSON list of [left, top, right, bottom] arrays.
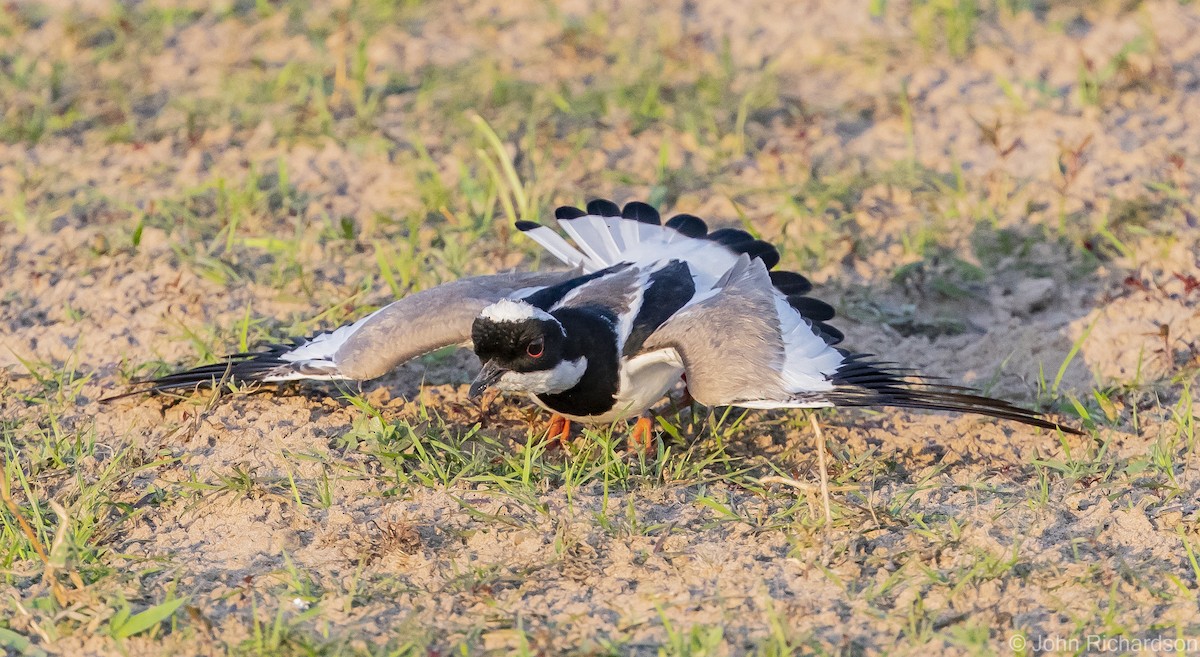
[[111, 198, 1082, 445]]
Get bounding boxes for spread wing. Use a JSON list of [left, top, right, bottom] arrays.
[[105, 270, 578, 398], [640, 255, 825, 407], [332, 270, 578, 379], [641, 256, 1081, 433]]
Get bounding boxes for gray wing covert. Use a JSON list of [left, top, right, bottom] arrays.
[[554, 264, 641, 315], [333, 270, 579, 379], [639, 256, 790, 406]]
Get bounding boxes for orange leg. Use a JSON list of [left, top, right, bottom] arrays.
[[629, 416, 655, 452], [546, 414, 572, 446]]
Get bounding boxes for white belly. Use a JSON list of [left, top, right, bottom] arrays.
[[531, 349, 684, 424]]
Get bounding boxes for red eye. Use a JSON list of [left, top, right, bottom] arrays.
[[526, 339, 544, 358]]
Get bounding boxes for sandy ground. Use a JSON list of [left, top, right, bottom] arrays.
[[1, 0, 1199, 655]]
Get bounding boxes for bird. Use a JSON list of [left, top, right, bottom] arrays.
[[108, 198, 1082, 448]]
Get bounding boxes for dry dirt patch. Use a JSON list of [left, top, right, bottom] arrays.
[[1, 1, 1199, 655]]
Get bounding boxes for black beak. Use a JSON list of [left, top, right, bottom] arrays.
[[468, 360, 506, 399]]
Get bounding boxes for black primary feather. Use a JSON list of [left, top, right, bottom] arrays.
[[740, 240, 780, 269], [770, 270, 813, 295], [704, 228, 782, 270], [828, 356, 1083, 435], [811, 322, 845, 345], [100, 345, 299, 401], [787, 296, 836, 321]]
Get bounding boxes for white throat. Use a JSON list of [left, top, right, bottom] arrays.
[[497, 357, 588, 394]]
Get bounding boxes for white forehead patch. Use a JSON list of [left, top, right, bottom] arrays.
[[479, 299, 554, 323]]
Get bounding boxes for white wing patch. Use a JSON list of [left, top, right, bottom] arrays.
[[266, 305, 391, 378], [774, 295, 843, 394]]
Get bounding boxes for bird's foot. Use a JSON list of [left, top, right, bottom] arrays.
[[546, 414, 572, 447], [628, 416, 655, 452], [663, 386, 695, 416]]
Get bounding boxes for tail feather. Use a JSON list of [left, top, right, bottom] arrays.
[[519, 201, 820, 326], [513, 221, 588, 268], [617, 214, 644, 255], [598, 217, 627, 254], [829, 356, 1083, 435], [557, 217, 616, 266]]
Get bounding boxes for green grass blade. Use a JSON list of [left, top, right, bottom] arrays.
[[112, 596, 189, 639]]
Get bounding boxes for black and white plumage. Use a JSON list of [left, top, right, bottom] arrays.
[[112, 199, 1081, 436]]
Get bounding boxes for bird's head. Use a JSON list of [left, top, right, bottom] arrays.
[[469, 300, 583, 397]]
